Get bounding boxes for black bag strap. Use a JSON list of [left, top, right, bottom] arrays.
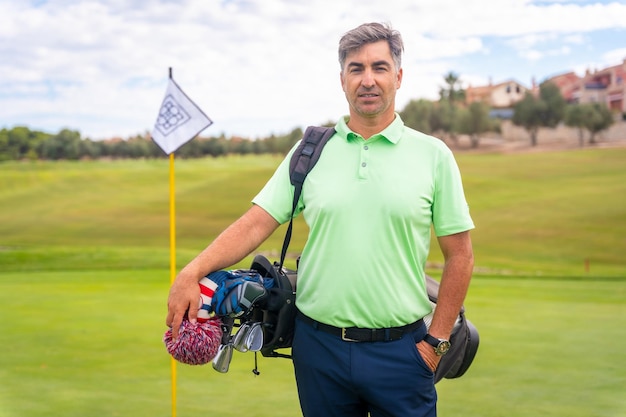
[[278, 126, 335, 269]]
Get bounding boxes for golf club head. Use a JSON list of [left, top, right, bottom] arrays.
[[231, 280, 268, 317], [212, 343, 234, 373], [232, 322, 264, 353]]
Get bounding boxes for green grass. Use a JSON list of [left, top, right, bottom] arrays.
[[0, 270, 300, 417], [1, 149, 625, 416], [439, 276, 626, 417], [2, 149, 624, 276], [454, 148, 626, 277], [1, 272, 624, 416]]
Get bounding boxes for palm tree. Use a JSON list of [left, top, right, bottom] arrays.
[[438, 72, 466, 143], [439, 71, 466, 106]]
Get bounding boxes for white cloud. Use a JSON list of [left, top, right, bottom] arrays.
[[603, 48, 626, 65], [1, 0, 626, 139]]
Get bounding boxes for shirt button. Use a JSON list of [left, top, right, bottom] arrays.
[[364, 145, 369, 150], [361, 162, 367, 167]]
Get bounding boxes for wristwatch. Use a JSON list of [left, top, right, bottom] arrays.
[[423, 334, 451, 356]]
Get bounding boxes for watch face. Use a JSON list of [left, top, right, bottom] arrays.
[[436, 340, 451, 356]]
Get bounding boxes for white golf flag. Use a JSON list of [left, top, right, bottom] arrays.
[[151, 77, 212, 155]]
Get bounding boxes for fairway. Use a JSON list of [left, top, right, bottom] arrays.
[[1, 148, 625, 416]]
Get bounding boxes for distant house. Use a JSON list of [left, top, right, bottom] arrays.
[[545, 58, 626, 113], [465, 79, 529, 109], [544, 71, 580, 102]]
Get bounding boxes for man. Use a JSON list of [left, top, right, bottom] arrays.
[[166, 22, 474, 417]]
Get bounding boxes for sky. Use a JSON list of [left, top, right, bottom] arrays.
[[1, 0, 626, 140]]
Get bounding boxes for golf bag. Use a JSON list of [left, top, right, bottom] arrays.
[[424, 274, 480, 383], [249, 254, 298, 358]]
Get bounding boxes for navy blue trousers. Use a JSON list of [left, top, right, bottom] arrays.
[[292, 316, 437, 417]]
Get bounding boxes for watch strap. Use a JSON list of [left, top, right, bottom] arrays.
[[423, 333, 451, 356], [423, 333, 442, 348]]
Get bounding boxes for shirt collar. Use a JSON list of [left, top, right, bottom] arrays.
[[335, 113, 404, 144]]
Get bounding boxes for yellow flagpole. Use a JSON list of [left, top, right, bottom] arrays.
[[169, 152, 177, 417]]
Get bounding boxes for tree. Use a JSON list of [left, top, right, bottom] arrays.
[[79, 138, 105, 159], [512, 82, 565, 146], [202, 136, 229, 157], [457, 102, 491, 148], [584, 103, 614, 144], [438, 72, 465, 143], [430, 100, 456, 139], [538, 81, 566, 129], [563, 104, 587, 146], [283, 127, 305, 153], [439, 71, 465, 105], [564, 103, 614, 145], [399, 99, 434, 133], [0, 126, 49, 160], [39, 129, 81, 160], [512, 93, 545, 146]]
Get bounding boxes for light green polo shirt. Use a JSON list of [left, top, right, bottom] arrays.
[[252, 114, 474, 328]]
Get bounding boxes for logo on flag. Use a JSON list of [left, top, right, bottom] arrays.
[[151, 77, 212, 155], [154, 95, 192, 136]]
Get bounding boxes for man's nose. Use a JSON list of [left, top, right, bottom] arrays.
[[361, 69, 375, 88]]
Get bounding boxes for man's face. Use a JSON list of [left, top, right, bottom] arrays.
[[340, 40, 403, 121]]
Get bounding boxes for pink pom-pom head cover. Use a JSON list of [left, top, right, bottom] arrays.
[[164, 270, 266, 365], [163, 317, 222, 365], [163, 276, 224, 365]]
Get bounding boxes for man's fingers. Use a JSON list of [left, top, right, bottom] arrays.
[[417, 341, 440, 372], [171, 312, 183, 340], [165, 307, 175, 328], [165, 299, 187, 340], [187, 302, 198, 323], [166, 276, 201, 340]]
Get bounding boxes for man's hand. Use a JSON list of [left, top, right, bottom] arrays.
[[166, 273, 201, 340], [417, 341, 441, 373]]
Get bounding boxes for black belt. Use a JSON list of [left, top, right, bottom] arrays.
[[297, 311, 424, 342]]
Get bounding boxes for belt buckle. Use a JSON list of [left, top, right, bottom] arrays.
[[341, 328, 359, 342]]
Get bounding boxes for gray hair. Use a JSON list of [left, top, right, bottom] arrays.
[[338, 22, 404, 72]]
